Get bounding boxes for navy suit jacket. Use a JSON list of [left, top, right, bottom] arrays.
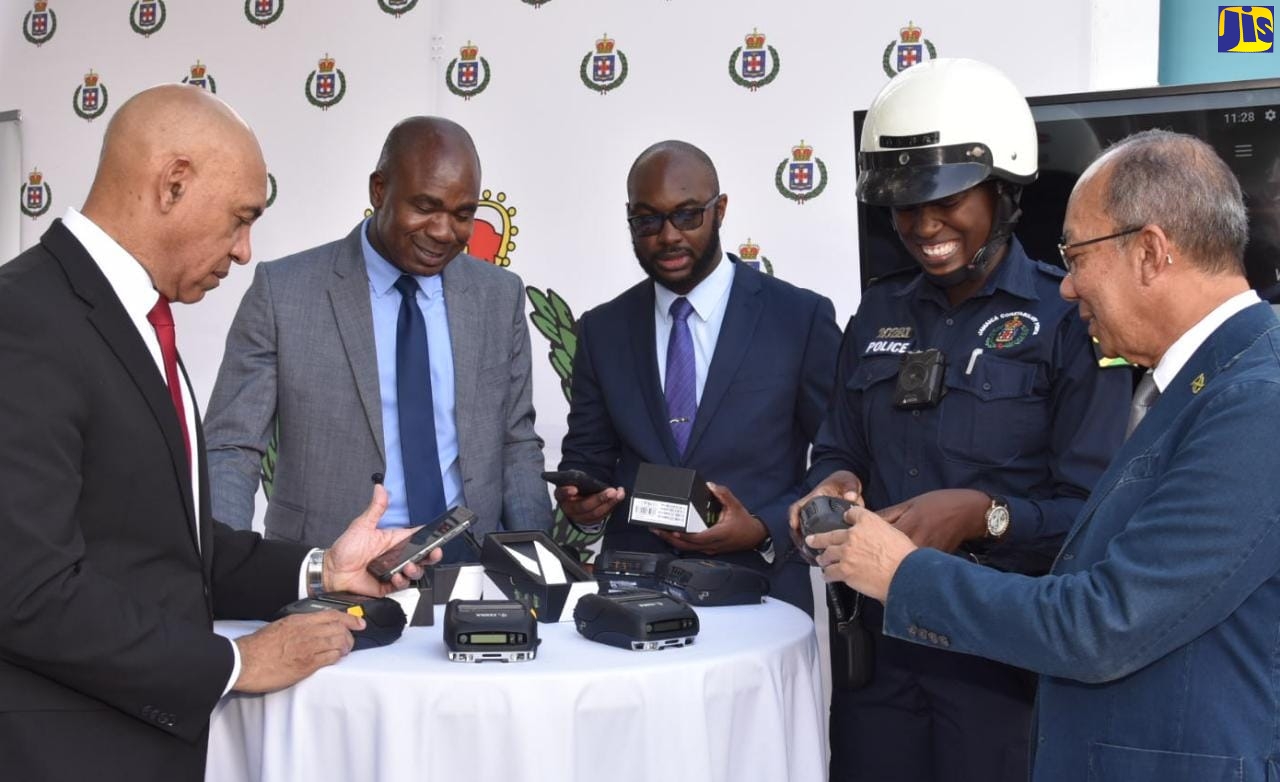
[[882, 302, 1280, 781], [560, 258, 841, 612]]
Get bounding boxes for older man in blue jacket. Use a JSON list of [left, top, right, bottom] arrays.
[[808, 129, 1280, 782]]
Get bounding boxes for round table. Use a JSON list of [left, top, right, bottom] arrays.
[[207, 598, 826, 782]]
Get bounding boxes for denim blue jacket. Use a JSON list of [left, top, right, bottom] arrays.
[[885, 302, 1280, 782]]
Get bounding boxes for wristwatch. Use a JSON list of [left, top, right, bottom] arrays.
[[984, 496, 1011, 539], [751, 515, 776, 565], [305, 548, 326, 597]]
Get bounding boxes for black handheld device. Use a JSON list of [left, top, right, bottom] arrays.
[[573, 590, 699, 651], [793, 495, 854, 566], [277, 593, 408, 650], [595, 549, 675, 593], [367, 506, 476, 582], [661, 559, 770, 606], [793, 496, 874, 688], [443, 600, 539, 662], [541, 469, 611, 496]]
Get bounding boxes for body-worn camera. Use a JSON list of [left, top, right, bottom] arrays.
[[893, 348, 947, 409]]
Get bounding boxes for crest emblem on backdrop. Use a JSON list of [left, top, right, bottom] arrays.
[[377, 0, 418, 17], [19, 168, 51, 219], [522, 0, 553, 7], [73, 70, 108, 121], [466, 190, 518, 267], [265, 173, 278, 209], [23, 0, 56, 46], [244, 0, 283, 28], [580, 33, 628, 94], [446, 41, 491, 100], [737, 239, 775, 276], [181, 61, 216, 93], [729, 28, 780, 91], [129, 0, 167, 37], [305, 54, 347, 110], [882, 21, 937, 77], [775, 141, 827, 203]]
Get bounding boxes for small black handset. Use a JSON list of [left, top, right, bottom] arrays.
[[541, 469, 611, 496], [366, 506, 477, 582]]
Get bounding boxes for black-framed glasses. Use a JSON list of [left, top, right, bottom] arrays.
[[627, 195, 720, 237], [1057, 226, 1142, 273]]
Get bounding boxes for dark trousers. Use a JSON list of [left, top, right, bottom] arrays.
[[829, 599, 1035, 782]]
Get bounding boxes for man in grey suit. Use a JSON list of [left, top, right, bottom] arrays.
[[205, 117, 551, 558]]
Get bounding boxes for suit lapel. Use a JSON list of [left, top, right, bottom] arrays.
[[44, 222, 200, 552], [1058, 302, 1280, 554], [187, 372, 215, 583], [327, 227, 385, 457], [629, 283, 683, 464], [684, 261, 762, 460], [443, 255, 480, 464]]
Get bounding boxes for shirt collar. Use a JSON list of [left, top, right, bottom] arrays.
[[361, 218, 443, 299], [653, 253, 735, 321], [61, 207, 160, 319], [1152, 289, 1261, 392], [896, 238, 1040, 304]]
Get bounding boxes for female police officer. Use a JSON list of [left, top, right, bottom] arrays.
[[793, 59, 1131, 782]]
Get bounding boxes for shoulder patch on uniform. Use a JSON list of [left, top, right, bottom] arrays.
[[1032, 259, 1067, 280], [866, 265, 918, 288]]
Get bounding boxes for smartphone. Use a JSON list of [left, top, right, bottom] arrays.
[[541, 469, 611, 496], [367, 506, 477, 582]]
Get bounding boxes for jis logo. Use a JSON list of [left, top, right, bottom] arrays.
[[1219, 6, 1274, 52]]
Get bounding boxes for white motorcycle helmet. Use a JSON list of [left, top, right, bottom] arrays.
[[858, 58, 1037, 208], [858, 58, 1038, 282]]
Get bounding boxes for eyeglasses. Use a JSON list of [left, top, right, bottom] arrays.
[[627, 195, 720, 237], [1057, 226, 1142, 273]]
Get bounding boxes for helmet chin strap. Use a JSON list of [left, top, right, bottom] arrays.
[[922, 183, 1023, 289]]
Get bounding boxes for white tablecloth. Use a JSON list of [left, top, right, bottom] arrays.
[[207, 599, 826, 782]]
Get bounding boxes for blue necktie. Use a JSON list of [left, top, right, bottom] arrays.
[[393, 275, 447, 526], [665, 296, 697, 454]]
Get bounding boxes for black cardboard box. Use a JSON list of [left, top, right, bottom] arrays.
[[627, 462, 718, 532], [480, 531, 598, 622]]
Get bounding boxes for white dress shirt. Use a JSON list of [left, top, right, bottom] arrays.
[[61, 208, 250, 694], [653, 254, 736, 402], [1152, 289, 1261, 392]]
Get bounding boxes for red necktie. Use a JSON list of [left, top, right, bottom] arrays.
[[147, 295, 191, 465]]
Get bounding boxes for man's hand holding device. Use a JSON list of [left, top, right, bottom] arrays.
[[545, 469, 626, 528], [366, 506, 476, 582], [234, 486, 445, 696], [233, 485, 448, 693]]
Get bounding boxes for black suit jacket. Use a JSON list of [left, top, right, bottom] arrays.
[[560, 259, 841, 612], [0, 221, 308, 780]]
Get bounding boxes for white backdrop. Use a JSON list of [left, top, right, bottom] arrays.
[[0, 0, 1154, 525]]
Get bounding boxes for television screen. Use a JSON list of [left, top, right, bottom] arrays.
[[853, 78, 1280, 302]]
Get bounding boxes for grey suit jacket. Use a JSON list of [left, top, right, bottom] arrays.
[[204, 223, 552, 546]]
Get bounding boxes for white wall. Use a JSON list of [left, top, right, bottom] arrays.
[[0, 0, 1155, 501]]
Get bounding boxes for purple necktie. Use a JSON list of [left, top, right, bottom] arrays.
[[665, 296, 697, 454]]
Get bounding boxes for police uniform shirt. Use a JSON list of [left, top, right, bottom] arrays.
[[809, 239, 1131, 573]]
